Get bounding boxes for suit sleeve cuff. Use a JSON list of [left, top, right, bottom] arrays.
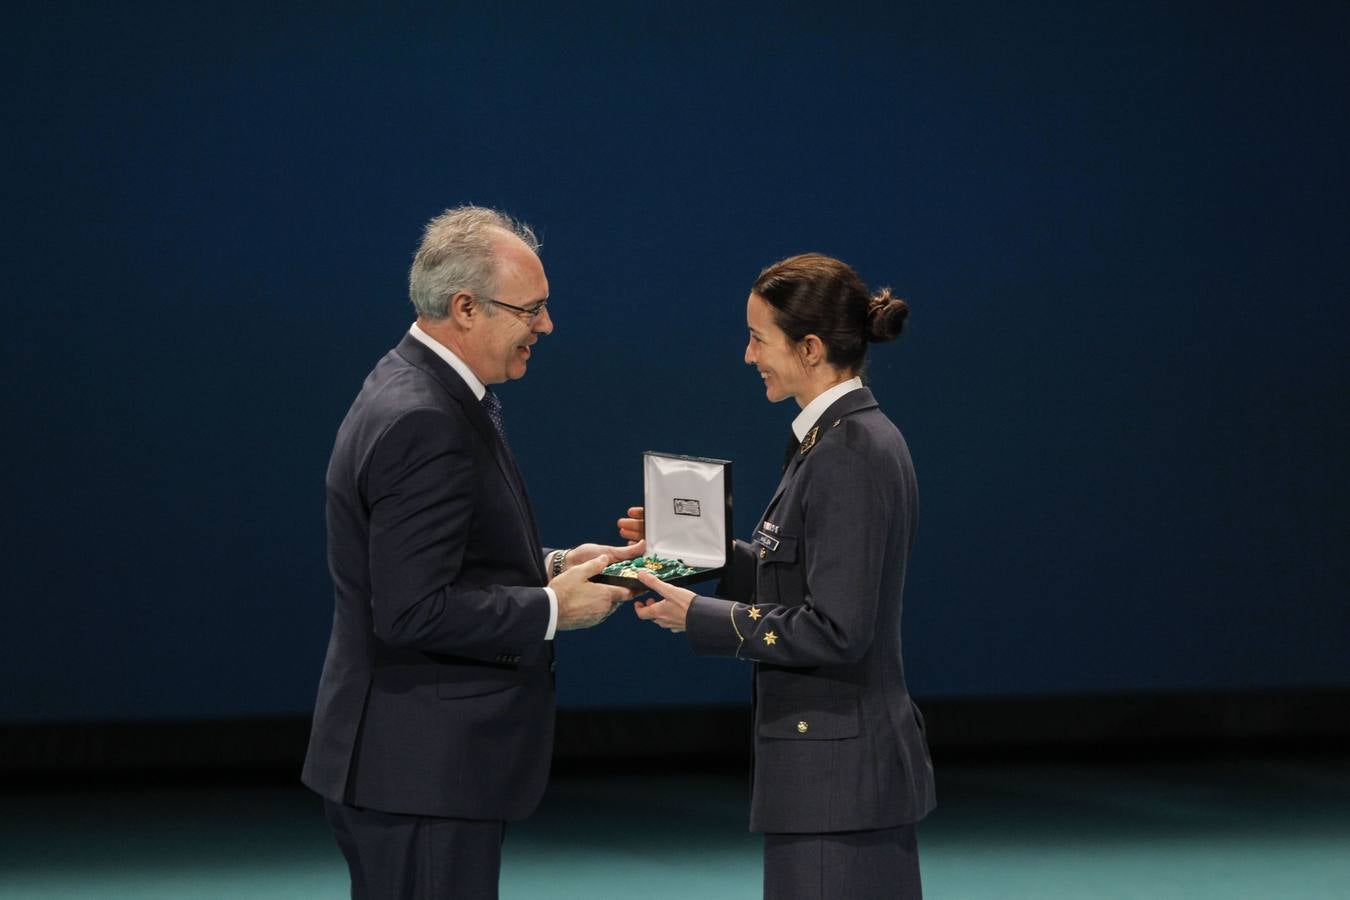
[[543, 586, 558, 640]]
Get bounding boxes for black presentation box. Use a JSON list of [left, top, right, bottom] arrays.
[[591, 451, 732, 588]]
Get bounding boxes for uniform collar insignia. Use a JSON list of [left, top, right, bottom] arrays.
[[799, 425, 820, 455]]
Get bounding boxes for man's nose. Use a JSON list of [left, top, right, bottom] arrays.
[[534, 306, 554, 335]]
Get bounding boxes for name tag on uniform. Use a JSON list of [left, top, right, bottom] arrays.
[[753, 530, 780, 551]]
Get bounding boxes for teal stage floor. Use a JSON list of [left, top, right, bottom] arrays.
[[3, 756, 1347, 899]]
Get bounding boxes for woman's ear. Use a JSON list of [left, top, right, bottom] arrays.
[[799, 333, 826, 367]]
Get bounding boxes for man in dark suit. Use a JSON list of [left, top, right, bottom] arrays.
[[302, 206, 639, 900]]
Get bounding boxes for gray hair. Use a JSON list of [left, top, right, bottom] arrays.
[[408, 205, 540, 319]]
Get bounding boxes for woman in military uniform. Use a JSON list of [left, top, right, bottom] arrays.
[[624, 253, 934, 899]]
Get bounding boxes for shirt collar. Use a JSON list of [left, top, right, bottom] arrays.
[[791, 376, 864, 441], [408, 322, 486, 400]]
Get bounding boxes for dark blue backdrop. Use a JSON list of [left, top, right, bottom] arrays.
[[4, 1, 1347, 721]]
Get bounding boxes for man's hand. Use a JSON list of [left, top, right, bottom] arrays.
[[633, 571, 695, 633], [617, 506, 644, 543], [552, 555, 635, 631], [564, 539, 645, 572]]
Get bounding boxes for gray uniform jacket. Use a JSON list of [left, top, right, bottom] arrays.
[[685, 387, 936, 833]]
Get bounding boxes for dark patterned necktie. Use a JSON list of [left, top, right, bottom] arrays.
[[482, 389, 508, 446], [783, 431, 800, 472]]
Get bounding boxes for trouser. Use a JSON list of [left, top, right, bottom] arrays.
[[763, 823, 922, 900], [324, 798, 505, 900]]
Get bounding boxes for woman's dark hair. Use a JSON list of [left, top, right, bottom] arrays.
[[752, 253, 909, 374]]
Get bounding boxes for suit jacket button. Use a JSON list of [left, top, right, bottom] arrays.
[[797, 720, 809, 734]]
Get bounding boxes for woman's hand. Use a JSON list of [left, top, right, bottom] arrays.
[[633, 571, 695, 632], [617, 506, 644, 543]]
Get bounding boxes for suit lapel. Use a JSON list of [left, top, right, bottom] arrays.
[[395, 335, 547, 584], [493, 438, 546, 581]]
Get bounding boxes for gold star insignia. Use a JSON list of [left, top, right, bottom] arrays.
[[763, 630, 778, 646], [747, 606, 762, 620]]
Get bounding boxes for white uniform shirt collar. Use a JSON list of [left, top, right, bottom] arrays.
[[409, 322, 486, 400], [792, 376, 864, 441]]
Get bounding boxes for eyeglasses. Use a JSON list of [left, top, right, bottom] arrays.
[[478, 296, 549, 322]]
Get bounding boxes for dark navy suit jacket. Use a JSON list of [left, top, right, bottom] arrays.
[[302, 333, 555, 821], [686, 387, 936, 833]]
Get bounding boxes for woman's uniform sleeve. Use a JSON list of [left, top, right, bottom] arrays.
[[686, 439, 892, 665]]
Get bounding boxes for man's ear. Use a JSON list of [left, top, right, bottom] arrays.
[[449, 292, 476, 328], [800, 334, 826, 367]]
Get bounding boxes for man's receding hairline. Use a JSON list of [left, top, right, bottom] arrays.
[[486, 227, 544, 289], [485, 224, 537, 255]]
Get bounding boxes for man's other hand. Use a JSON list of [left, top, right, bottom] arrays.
[[552, 555, 635, 631], [565, 539, 644, 572]]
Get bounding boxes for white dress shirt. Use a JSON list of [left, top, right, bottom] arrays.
[[792, 376, 864, 441]]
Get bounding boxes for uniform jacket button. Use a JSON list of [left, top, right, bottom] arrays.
[[759, 546, 767, 559], [797, 720, 809, 734]]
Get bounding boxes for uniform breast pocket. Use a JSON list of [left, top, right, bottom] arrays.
[[753, 531, 797, 563], [757, 689, 860, 741], [755, 533, 801, 605]]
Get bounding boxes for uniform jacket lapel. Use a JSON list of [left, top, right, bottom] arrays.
[[762, 387, 880, 518]]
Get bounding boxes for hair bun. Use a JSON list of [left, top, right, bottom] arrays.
[[865, 288, 909, 342]]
